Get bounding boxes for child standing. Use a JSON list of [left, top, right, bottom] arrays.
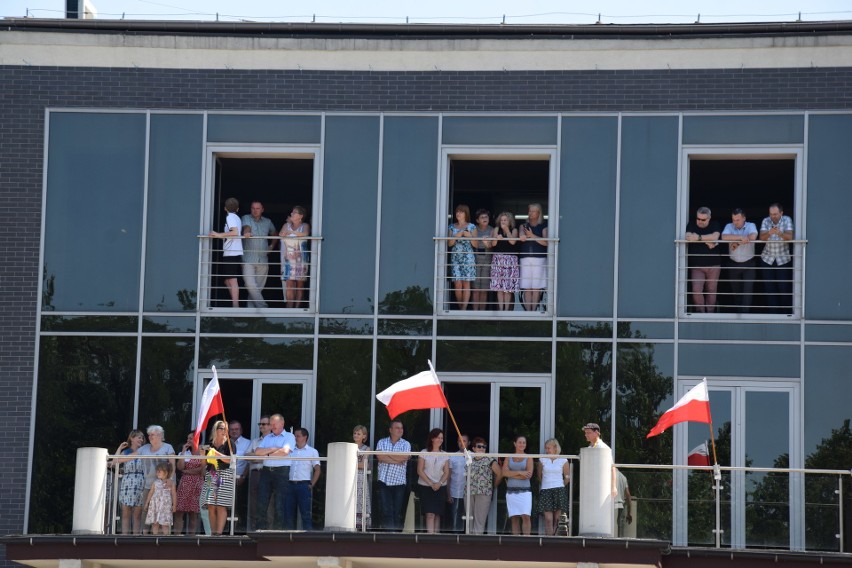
[[145, 462, 177, 535]]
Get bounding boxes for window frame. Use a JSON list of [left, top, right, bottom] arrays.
[[677, 146, 805, 320], [436, 147, 559, 316]]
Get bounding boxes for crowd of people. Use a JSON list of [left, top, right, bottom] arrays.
[[208, 198, 311, 309], [446, 203, 550, 312], [685, 203, 795, 314], [111, 420, 629, 536], [111, 415, 321, 535]]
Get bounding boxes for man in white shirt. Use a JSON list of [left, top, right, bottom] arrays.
[[284, 428, 321, 530], [721, 208, 759, 313], [582, 422, 610, 451]]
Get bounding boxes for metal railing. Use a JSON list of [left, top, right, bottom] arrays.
[[198, 235, 322, 311], [675, 240, 806, 317], [102, 450, 849, 553], [434, 237, 559, 314]]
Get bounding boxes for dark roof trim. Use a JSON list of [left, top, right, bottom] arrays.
[[4, 18, 852, 40]]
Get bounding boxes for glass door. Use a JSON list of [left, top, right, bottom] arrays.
[[676, 379, 801, 549], [437, 375, 550, 534]]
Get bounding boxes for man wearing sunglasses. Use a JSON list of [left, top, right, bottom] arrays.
[[684, 207, 722, 313]]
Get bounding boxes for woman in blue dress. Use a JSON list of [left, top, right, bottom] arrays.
[[113, 429, 146, 534], [448, 204, 476, 310]]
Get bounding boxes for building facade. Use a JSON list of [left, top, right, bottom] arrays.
[[2, 18, 852, 562]]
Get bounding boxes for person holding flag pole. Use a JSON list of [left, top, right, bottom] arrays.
[[376, 360, 473, 532], [193, 366, 237, 535]]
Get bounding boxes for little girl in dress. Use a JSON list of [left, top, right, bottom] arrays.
[[144, 462, 177, 534]]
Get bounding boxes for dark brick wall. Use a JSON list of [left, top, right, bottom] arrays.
[[1, 63, 851, 561]]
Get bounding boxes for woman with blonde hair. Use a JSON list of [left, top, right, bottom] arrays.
[[537, 438, 570, 536], [352, 425, 372, 529], [204, 420, 233, 535]]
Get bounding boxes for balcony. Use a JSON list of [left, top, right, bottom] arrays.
[[199, 235, 322, 311], [675, 240, 806, 318], [435, 236, 558, 314]]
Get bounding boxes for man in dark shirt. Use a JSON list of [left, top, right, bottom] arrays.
[[684, 207, 722, 313]]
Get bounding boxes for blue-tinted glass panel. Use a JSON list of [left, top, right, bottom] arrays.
[[142, 316, 196, 333], [683, 115, 804, 145], [315, 339, 374, 451], [319, 318, 373, 335], [207, 114, 322, 143], [200, 317, 314, 334], [31, 336, 137, 533], [437, 319, 551, 338], [375, 339, 433, 449], [41, 315, 137, 332], [556, 321, 612, 338], [618, 117, 679, 318], [138, 337, 196, 442], [199, 337, 313, 369], [615, 343, 674, 464], [805, 115, 852, 319], [803, 346, 852, 459], [144, 114, 203, 311], [678, 343, 799, 377], [678, 321, 800, 342], [377, 318, 432, 336], [437, 340, 551, 373], [559, 117, 618, 317], [319, 116, 380, 314], [44, 112, 146, 311], [379, 116, 438, 314], [554, 341, 613, 452], [617, 321, 673, 340], [745, 391, 790, 548], [442, 116, 557, 146]]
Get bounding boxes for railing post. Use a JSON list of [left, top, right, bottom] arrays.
[[325, 442, 357, 531], [72, 447, 108, 535], [713, 463, 722, 548], [578, 447, 613, 537], [839, 475, 845, 552]]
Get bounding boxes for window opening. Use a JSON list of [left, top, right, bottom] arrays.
[[684, 158, 796, 316], [208, 156, 315, 310], [444, 158, 551, 313]]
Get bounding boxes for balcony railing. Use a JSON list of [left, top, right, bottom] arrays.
[[675, 240, 806, 317], [198, 235, 322, 311], [434, 236, 559, 314], [97, 450, 848, 552]]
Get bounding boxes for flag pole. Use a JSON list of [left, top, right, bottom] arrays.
[[427, 360, 465, 445], [702, 379, 718, 466]]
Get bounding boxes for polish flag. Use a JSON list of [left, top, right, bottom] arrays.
[[687, 442, 711, 466], [646, 379, 712, 438], [376, 361, 449, 419], [193, 366, 225, 448]]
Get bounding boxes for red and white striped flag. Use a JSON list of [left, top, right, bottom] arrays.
[[193, 366, 225, 448], [376, 361, 449, 419], [687, 442, 711, 466], [647, 379, 712, 438]]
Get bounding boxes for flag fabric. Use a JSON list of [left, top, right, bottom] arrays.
[[376, 363, 449, 419], [646, 379, 712, 438], [687, 442, 711, 466], [193, 366, 225, 448]]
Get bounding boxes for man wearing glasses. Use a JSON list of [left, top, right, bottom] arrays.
[[684, 207, 722, 313]]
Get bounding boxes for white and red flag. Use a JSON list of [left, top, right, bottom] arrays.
[[193, 366, 225, 448], [376, 361, 449, 419], [647, 379, 712, 438], [687, 442, 711, 466]]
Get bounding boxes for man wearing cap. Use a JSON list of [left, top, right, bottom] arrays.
[[582, 422, 610, 450]]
